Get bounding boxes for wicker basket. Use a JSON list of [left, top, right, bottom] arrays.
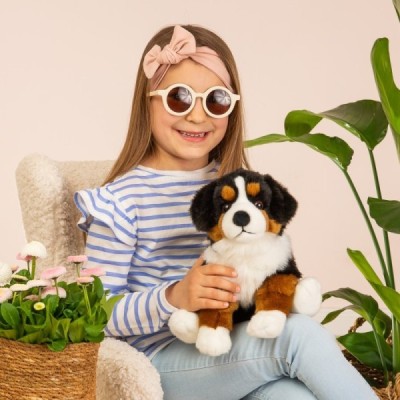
[[343, 350, 400, 400], [0, 338, 99, 400]]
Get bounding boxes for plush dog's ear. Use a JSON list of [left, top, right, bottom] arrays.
[[263, 174, 298, 226], [190, 180, 219, 232]]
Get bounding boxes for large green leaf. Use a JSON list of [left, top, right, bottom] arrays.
[[284, 110, 322, 136], [322, 286, 393, 338], [369, 283, 400, 322], [320, 100, 388, 150], [338, 331, 393, 371], [321, 304, 391, 338], [371, 38, 400, 159], [291, 133, 353, 170], [323, 288, 378, 325], [285, 101, 388, 151], [347, 249, 383, 285], [284, 111, 354, 170], [245, 130, 353, 171], [368, 198, 400, 233], [245, 134, 291, 148]]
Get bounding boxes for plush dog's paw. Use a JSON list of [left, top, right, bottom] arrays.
[[247, 310, 286, 338], [292, 277, 322, 316], [168, 309, 199, 344], [195, 326, 232, 356]]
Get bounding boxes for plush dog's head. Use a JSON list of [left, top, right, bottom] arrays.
[[190, 169, 297, 243]]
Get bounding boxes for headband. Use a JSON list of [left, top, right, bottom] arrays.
[[143, 25, 233, 91]]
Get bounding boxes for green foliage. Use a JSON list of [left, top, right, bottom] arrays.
[[245, 3, 400, 384], [0, 276, 122, 351]]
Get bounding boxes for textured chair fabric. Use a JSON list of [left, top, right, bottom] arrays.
[[16, 153, 163, 400]]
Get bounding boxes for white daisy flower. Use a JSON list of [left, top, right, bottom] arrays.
[[41, 286, 67, 299], [27, 279, 52, 289], [20, 241, 47, 259], [10, 283, 29, 292], [11, 274, 29, 282]]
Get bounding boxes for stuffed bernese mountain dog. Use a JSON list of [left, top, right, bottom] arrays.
[[168, 168, 321, 357]]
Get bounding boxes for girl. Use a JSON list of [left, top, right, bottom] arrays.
[[75, 25, 377, 400]]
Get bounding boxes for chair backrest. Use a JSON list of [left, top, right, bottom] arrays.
[[16, 153, 113, 280]]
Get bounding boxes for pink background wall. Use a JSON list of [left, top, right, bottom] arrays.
[[1, 0, 399, 332]]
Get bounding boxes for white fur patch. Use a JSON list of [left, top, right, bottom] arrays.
[[168, 309, 199, 344], [292, 277, 322, 316], [195, 326, 232, 356], [203, 233, 293, 308], [247, 310, 286, 338]]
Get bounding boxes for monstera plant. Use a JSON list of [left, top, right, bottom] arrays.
[[246, 0, 400, 386]]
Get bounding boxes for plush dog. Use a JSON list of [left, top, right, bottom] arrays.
[[168, 168, 321, 357]]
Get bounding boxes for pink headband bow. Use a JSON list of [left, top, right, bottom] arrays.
[[143, 25, 233, 91]]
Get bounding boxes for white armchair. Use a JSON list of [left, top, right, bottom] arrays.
[[16, 153, 163, 400]]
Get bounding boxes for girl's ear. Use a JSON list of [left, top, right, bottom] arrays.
[[190, 180, 219, 232], [263, 174, 298, 226]]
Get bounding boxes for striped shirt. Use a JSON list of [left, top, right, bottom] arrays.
[[74, 161, 218, 358]]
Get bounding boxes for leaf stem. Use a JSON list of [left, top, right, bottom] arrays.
[[371, 324, 390, 382], [393, 319, 400, 375], [368, 149, 395, 289], [341, 169, 390, 285]]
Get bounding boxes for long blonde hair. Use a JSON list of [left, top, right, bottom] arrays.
[[104, 24, 249, 184]]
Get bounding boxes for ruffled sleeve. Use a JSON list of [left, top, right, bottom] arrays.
[[74, 186, 137, 247]]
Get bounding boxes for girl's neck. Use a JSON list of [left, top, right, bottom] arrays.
[[140, 154, 209, 172]]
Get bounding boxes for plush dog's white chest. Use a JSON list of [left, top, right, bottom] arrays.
[[203, 234, 293, 308]]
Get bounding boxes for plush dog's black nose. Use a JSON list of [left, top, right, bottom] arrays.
[[233, 211, 250, 227]]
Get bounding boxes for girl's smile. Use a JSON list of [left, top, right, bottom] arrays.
[[178, 130, 208, 140]]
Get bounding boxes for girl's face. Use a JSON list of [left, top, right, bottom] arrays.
[[144, 59, 229, 171]]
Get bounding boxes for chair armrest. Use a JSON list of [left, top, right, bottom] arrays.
[[97, 338, 163, 400]]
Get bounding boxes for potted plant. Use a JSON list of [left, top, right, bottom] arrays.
[[245, 0, 400, 396], [0, 241, 122, 400]]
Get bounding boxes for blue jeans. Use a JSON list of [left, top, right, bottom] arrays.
[[152, 314, 377, 400]]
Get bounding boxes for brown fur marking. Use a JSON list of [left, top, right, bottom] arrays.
[[221, 185, 236, 202], [198, 302, 239, 330], [254, 274, 298, 315], [208, 225, 223, 242], [268, 218, 282, 234], [246, 182, 260, 197]]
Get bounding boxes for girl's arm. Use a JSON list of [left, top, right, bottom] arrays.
[[85, 218, 178, 337]]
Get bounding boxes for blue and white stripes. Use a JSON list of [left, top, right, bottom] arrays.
[[74, 162, 218, 358]]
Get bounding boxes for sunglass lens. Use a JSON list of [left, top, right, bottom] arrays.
[[206, 89, 231, 116], [167, 86, 192, 114]]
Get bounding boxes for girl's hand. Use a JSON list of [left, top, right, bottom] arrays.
[[166, 257, 240, 311]]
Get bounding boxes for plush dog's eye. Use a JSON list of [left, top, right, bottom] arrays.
[[222, 203, 231, 212], [254, 200, 264, 209]]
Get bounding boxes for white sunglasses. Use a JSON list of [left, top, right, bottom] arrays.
[[148, 83, 240, 119]]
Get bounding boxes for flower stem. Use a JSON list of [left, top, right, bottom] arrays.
[[31, 257, 37, 279], [53, 278, 59, 296], [82, 285, 92, 318], [75, 262, 81, 277]]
